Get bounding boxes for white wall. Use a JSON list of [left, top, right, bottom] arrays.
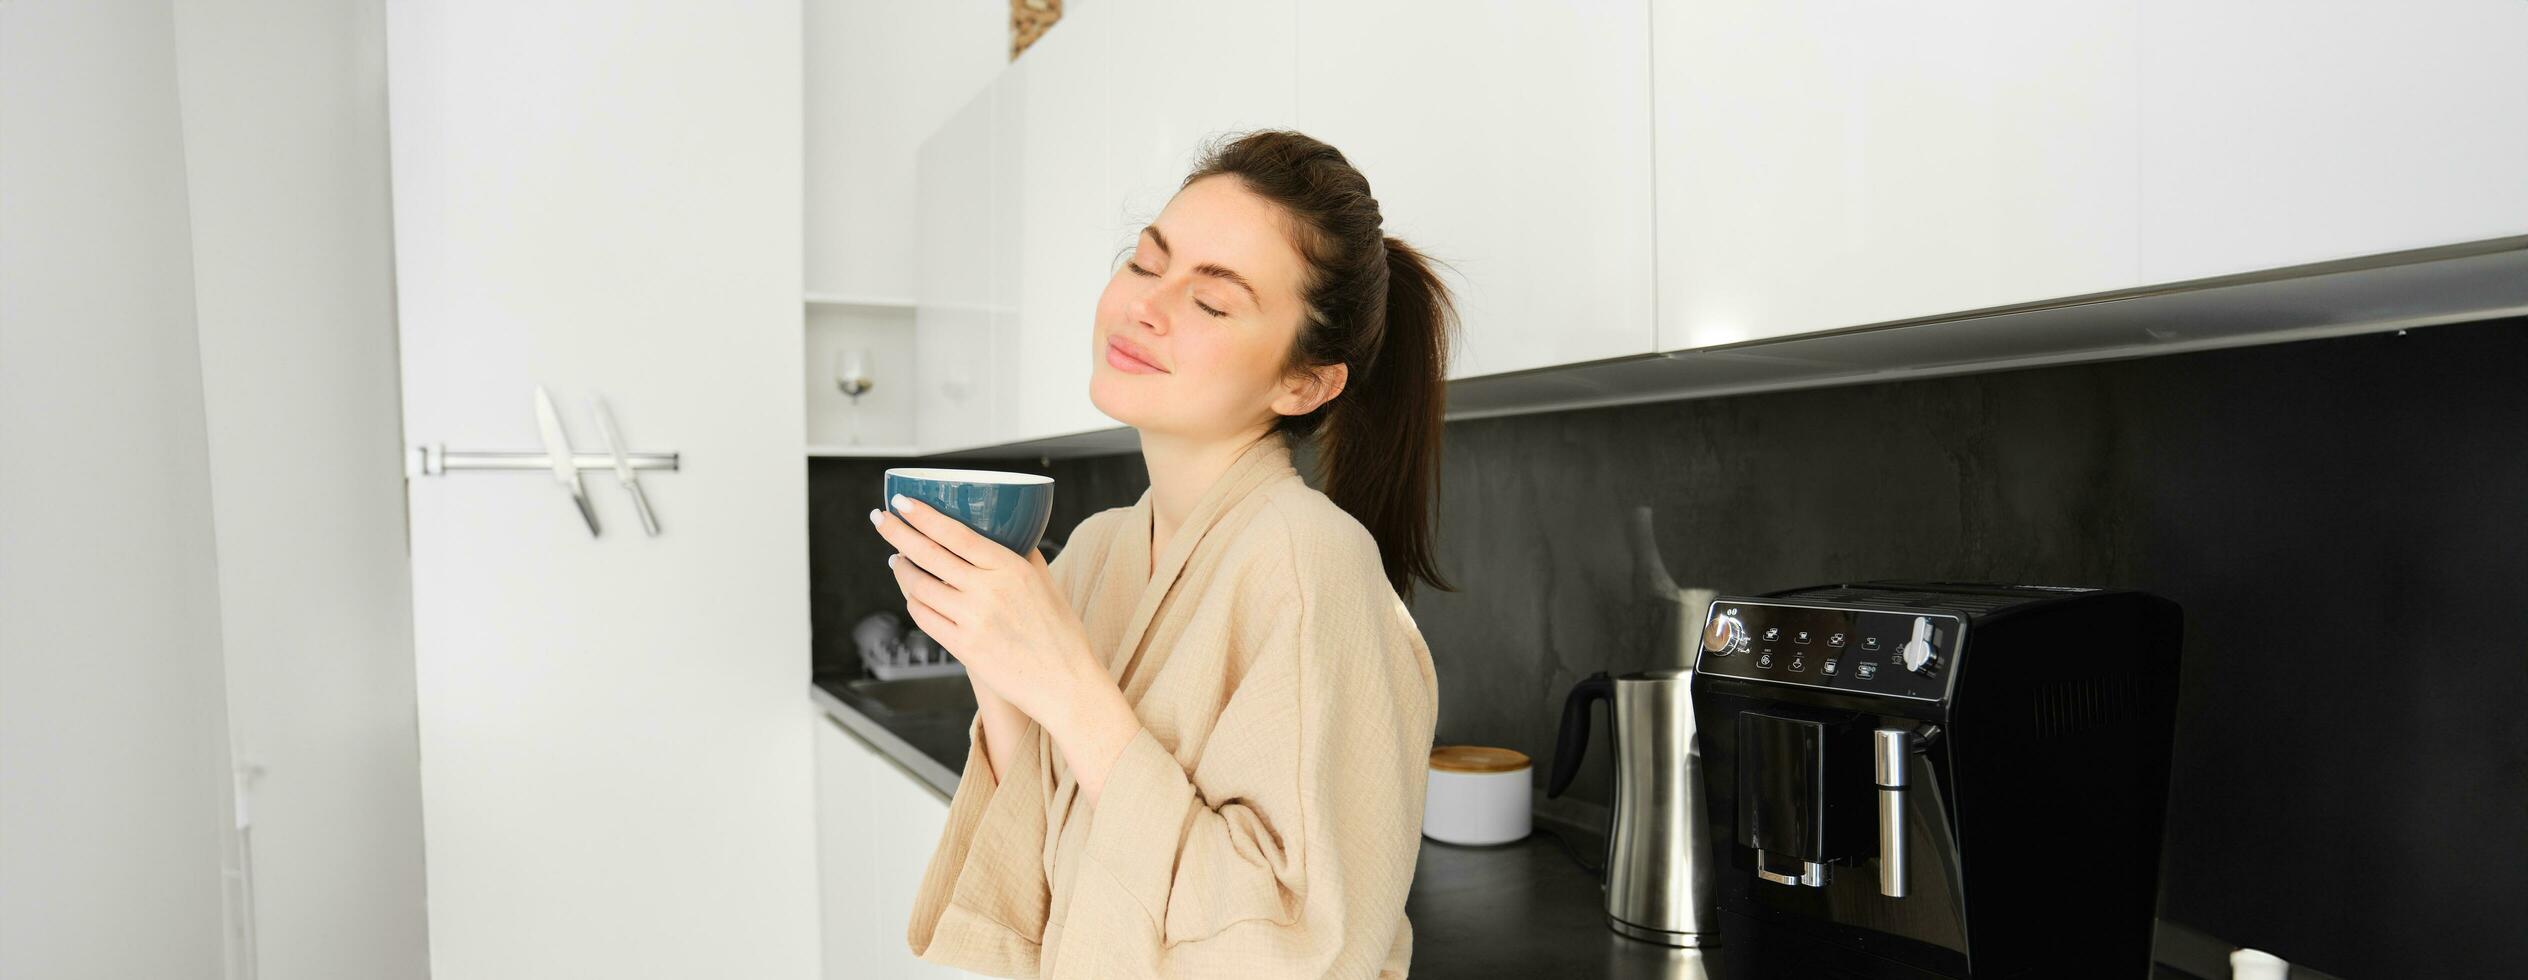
[[170, 0, 432, 976], [0, 2, 240, 978]]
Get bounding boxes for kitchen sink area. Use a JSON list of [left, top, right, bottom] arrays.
[[827, 674, 977, 718]]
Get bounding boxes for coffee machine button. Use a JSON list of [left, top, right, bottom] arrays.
[[1822, 659, 1839, 676], [1855, 662, 1879, 680], [1861, 636, 1882, 651], [1756, 652, 1775, 669], [1901, 616, 1942, 674], [1828, 632, 1848, 648], [1794, 630, 1811, 645], [1788, 657, 1806, 672]]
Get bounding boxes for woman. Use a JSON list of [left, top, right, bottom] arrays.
[[871, 129, 1458, 978]]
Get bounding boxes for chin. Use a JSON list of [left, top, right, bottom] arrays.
[[1088, 372, 1153, 429]]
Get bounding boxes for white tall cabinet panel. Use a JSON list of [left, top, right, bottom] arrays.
[[1010, 4, 1122, 445], [2136, 0, 2528, 283], [815, 716, 980, 979], [1296, 0, 1657, 379], [1653, 1, 2142, 349]]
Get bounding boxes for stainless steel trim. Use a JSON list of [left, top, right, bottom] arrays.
[[1875, 728, 1910, 899], [1753, 850, 1829, 887]]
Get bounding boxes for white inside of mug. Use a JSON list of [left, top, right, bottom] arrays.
[[883, 467, 1052, 485]]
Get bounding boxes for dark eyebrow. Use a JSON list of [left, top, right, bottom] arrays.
[[1142, 225, 1263, 312]]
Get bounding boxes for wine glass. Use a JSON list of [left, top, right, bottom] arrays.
[[832, 348, 874, 444]]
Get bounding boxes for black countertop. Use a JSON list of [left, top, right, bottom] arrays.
[[810, 678, 2239, 979]]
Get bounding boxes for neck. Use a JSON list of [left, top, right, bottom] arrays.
[[1138, 425, 1273, 558]]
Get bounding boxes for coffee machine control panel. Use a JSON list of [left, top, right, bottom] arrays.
[[1696, 601, 1963, 702]]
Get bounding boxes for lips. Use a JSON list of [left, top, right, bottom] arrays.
[[1105, 335, 1168, 374]]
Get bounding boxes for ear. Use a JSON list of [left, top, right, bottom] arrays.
[[1271, 361, 1348, 418]]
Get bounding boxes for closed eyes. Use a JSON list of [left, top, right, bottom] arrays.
[[1126, 262, 1230, 318]]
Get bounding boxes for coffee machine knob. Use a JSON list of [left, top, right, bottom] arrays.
[[1702, 612, 1745, 657], [1900, 616, 1941, 674]]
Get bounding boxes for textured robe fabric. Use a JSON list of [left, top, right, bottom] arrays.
[[905, 430, 1439, 978]]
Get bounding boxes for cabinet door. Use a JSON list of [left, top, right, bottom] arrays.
[[2137, 0, 2528, 283], [816, 718, 884, 978], [1297, 0, 1656, 379], [1654, 1, 2142, 349], [915, 79, 1001, 454], [816, 716, 981, 979], [1106, 0, 1299, 224], [805, 0, 1006, 300]]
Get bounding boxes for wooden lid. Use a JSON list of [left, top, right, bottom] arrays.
[[1429, 745, 1531, 774]]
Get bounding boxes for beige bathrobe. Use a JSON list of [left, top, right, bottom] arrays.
[[905, 431, 1438, 979]]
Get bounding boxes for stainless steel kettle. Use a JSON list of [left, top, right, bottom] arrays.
[[1546, 667, 1716, 947]]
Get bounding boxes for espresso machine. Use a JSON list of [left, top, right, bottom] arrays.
[[1690, 582, 2183, 979]]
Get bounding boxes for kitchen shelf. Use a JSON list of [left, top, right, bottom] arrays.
[[805, 292, 917, 311]]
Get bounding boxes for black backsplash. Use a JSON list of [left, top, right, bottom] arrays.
[[808, 316, 2528, 979]]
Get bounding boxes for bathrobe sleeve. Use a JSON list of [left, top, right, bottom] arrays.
[[906, 512, 1115, 975], [1053, 505, 1438, 979], [904, 699, 1054, 976]]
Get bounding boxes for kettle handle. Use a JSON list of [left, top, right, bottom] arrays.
[[1545, 671, 1615, 799]]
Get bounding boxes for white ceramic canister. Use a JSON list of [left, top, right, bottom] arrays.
[[1422, 745, 1533, 846]]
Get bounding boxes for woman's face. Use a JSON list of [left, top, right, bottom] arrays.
[[1089, 174, 1344, 441]]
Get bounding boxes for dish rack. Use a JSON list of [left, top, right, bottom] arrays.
[[852, 610, 966, 680]]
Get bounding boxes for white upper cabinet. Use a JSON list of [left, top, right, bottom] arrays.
[[2136, 0, 2528, 283], [1295, 0, 1658, 379], [806, 0, 1007, 300], [1008, 3, 1121, 445], [1001, 0, 1302, 446], [1654, 1, 2144, 350], [1107, 0, 1299, 222]]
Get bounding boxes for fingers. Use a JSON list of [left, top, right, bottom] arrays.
[[887, 551, 956, 622], [887, 495, 1010, 570], [903, 592, 954, 644], [872, 507, 974, 588]]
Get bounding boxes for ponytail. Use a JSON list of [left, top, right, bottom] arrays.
[[1179, 130, 1460, 601], [1320, 236, 1455, 600]]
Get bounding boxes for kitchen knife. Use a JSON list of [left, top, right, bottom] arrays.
[[534, 385, 601, 536], [589, 393, 660, 536]]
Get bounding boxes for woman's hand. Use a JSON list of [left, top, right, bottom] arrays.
[[870, 496, 1138, 789]]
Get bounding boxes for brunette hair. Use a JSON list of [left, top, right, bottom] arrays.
[[1178, 129, 1459, 601]]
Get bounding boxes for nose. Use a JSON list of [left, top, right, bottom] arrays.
[[1125, 283, 1169, 335]]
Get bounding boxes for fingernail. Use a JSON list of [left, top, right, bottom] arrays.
[[891, 493, 911, 511], [885, 554, 898, 569]]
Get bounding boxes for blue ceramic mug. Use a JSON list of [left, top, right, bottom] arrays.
[[883, 467, 1056, 557]]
